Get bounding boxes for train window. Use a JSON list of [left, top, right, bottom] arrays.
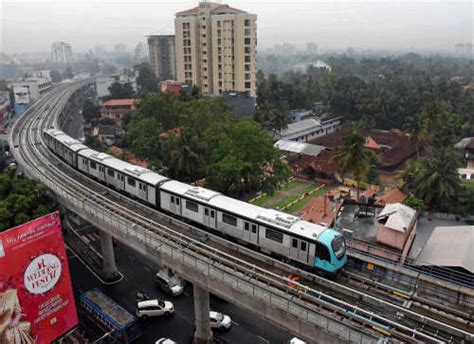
[[244, 222, 249, 231], [292, 239, 298, 248], [176, 198, 180, 205], [90, 161, 97, 169], [222, 213, 237, 226], [300, 241, 307, 251], [205, 208, 209, 216], [139, 184, 142, 190], [128, 178, 136, 187], [315, 242, 330, 262], [210, 210, 215, 218], [186, 200, 199, 212], [251, 224, 257, 233], [107, 169, 114, 177], [171, 195, 175, 203], [265, 228, 283, 243], [120, 175, 124, 181]]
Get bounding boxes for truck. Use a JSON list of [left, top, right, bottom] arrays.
[[79, 289, 141, 343]]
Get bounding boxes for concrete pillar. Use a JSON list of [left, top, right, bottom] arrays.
[[98, 230, 118, 281], [193, 284, 213, 344]]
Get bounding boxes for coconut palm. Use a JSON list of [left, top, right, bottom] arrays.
[[331, 130, 373, 202], [412, 148, 461, 211]]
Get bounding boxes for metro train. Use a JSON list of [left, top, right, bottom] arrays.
[[43, 129, 347, 275]]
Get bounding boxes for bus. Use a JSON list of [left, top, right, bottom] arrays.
[[79, 289, 141, 343]]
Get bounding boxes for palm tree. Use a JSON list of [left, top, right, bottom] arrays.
[[332, 130, 373, 202], [412, 148, 461, 212], [167, 129, 202, 182], [404, 112, 428, 157]]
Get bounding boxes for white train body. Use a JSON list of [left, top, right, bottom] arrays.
[[43, 129, 347, 274]]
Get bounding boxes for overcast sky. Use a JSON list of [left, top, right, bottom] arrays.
[[0, 0, 472, 54]]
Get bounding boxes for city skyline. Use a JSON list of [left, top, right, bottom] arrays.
[[1, 0, 472, 54]]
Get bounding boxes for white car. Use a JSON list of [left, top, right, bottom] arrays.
[[290, 337, 307, 344], [209, 311, 232, 330], [136, 299, 174, 319], [156, 271, 184, 296], [155, 339, 177, 344]]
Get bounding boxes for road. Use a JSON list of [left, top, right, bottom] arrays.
[[67, 230, 293, 343]]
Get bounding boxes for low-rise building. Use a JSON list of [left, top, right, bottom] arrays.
[[0, 92, 12, 126], [376, 203, 416, 251], [9, 77, 52, 102], [99, 99, 138, 126], [274, 116, 342, 142], [222, 91, 255, 119], [455, 137, 474, 180], [95, 125, 124, 146], [159, 80, 185, 93], [290, 109, 313, 122]]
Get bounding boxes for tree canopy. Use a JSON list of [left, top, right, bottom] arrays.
[[124, 94, 290, 196], [135, 63, 158, 94], [107, 82, 135, 99], [0, 170, 56, 232]]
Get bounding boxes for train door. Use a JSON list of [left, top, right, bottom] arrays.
[[169, 195, 181, 215], [242, 222, 251, 242], [203, 207, 217, 229], [249, 223, 258, 244], [289, 238, 299, 260], [298, 240, 309, 263]]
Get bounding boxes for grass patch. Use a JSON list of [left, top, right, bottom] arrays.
[[250, 180, 305, 206], [272, 185, 325, 210], [279, 187, 328, 214]]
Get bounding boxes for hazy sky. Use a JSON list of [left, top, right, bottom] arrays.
[[0, 0, 472, 54]]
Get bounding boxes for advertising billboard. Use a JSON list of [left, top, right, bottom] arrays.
[[0, 212, 78, 343], [13, 86, 30, 105]]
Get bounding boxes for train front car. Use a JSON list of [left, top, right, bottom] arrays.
[[315, 229, 347, 276]]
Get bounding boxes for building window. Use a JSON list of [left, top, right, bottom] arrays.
[[244, 38, 251, 45], [127, 178, 136, 187], [186, 200, 199, 212], [245, 47, 251, 54], [265, 228, 283, 243], [222, 213, 237, 226], [245, 64, 250, 72], [245, 56, 251, 63], [217, 21, 221, 27], [244, 19, 250, 26], [245, 73, 250, 80], [245, 82, 251, 89], [244, 28, 251, 36]]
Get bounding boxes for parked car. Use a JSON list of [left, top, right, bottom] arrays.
[[289, 338, 307, 344], [156, 272, 184, 296], [155, 339, 177, 344], [136, 299, 174, 319], [209, 311, 232, 330]]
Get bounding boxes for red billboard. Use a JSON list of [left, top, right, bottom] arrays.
[[0, 212, 78, 343]]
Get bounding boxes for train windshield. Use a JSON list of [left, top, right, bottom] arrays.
[[331, 235, 346, 259]]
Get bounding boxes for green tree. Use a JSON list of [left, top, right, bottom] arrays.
[[0, 170, 55, 232], [135, 63, 158, 94], [332, 130, 373, 201], [82, 100, 100, 123], [411, 148, 461, 212], [107, 82, 135, 99], [50, 70, 62, 82], [403, 113, 427, 157], [254, 102, 290, 133]]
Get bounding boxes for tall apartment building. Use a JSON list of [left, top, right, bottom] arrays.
[[147, 35, 176, 80], [51, 41, 73, 64], [175, 1, 257, 97]]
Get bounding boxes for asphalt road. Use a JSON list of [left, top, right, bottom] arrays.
[[67, 231, 294, 343]]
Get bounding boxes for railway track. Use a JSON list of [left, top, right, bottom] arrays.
[[10, 83, 474, 343]]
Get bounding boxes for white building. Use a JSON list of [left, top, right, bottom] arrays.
[[274, 117, 342, 142], [51, 41, 73, 64], [95, 73, 137, 99], [10, 78, 52, 103]]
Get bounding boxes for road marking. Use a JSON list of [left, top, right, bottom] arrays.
[[232, 320, 239, 326], [257, 336, 270, 344]]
